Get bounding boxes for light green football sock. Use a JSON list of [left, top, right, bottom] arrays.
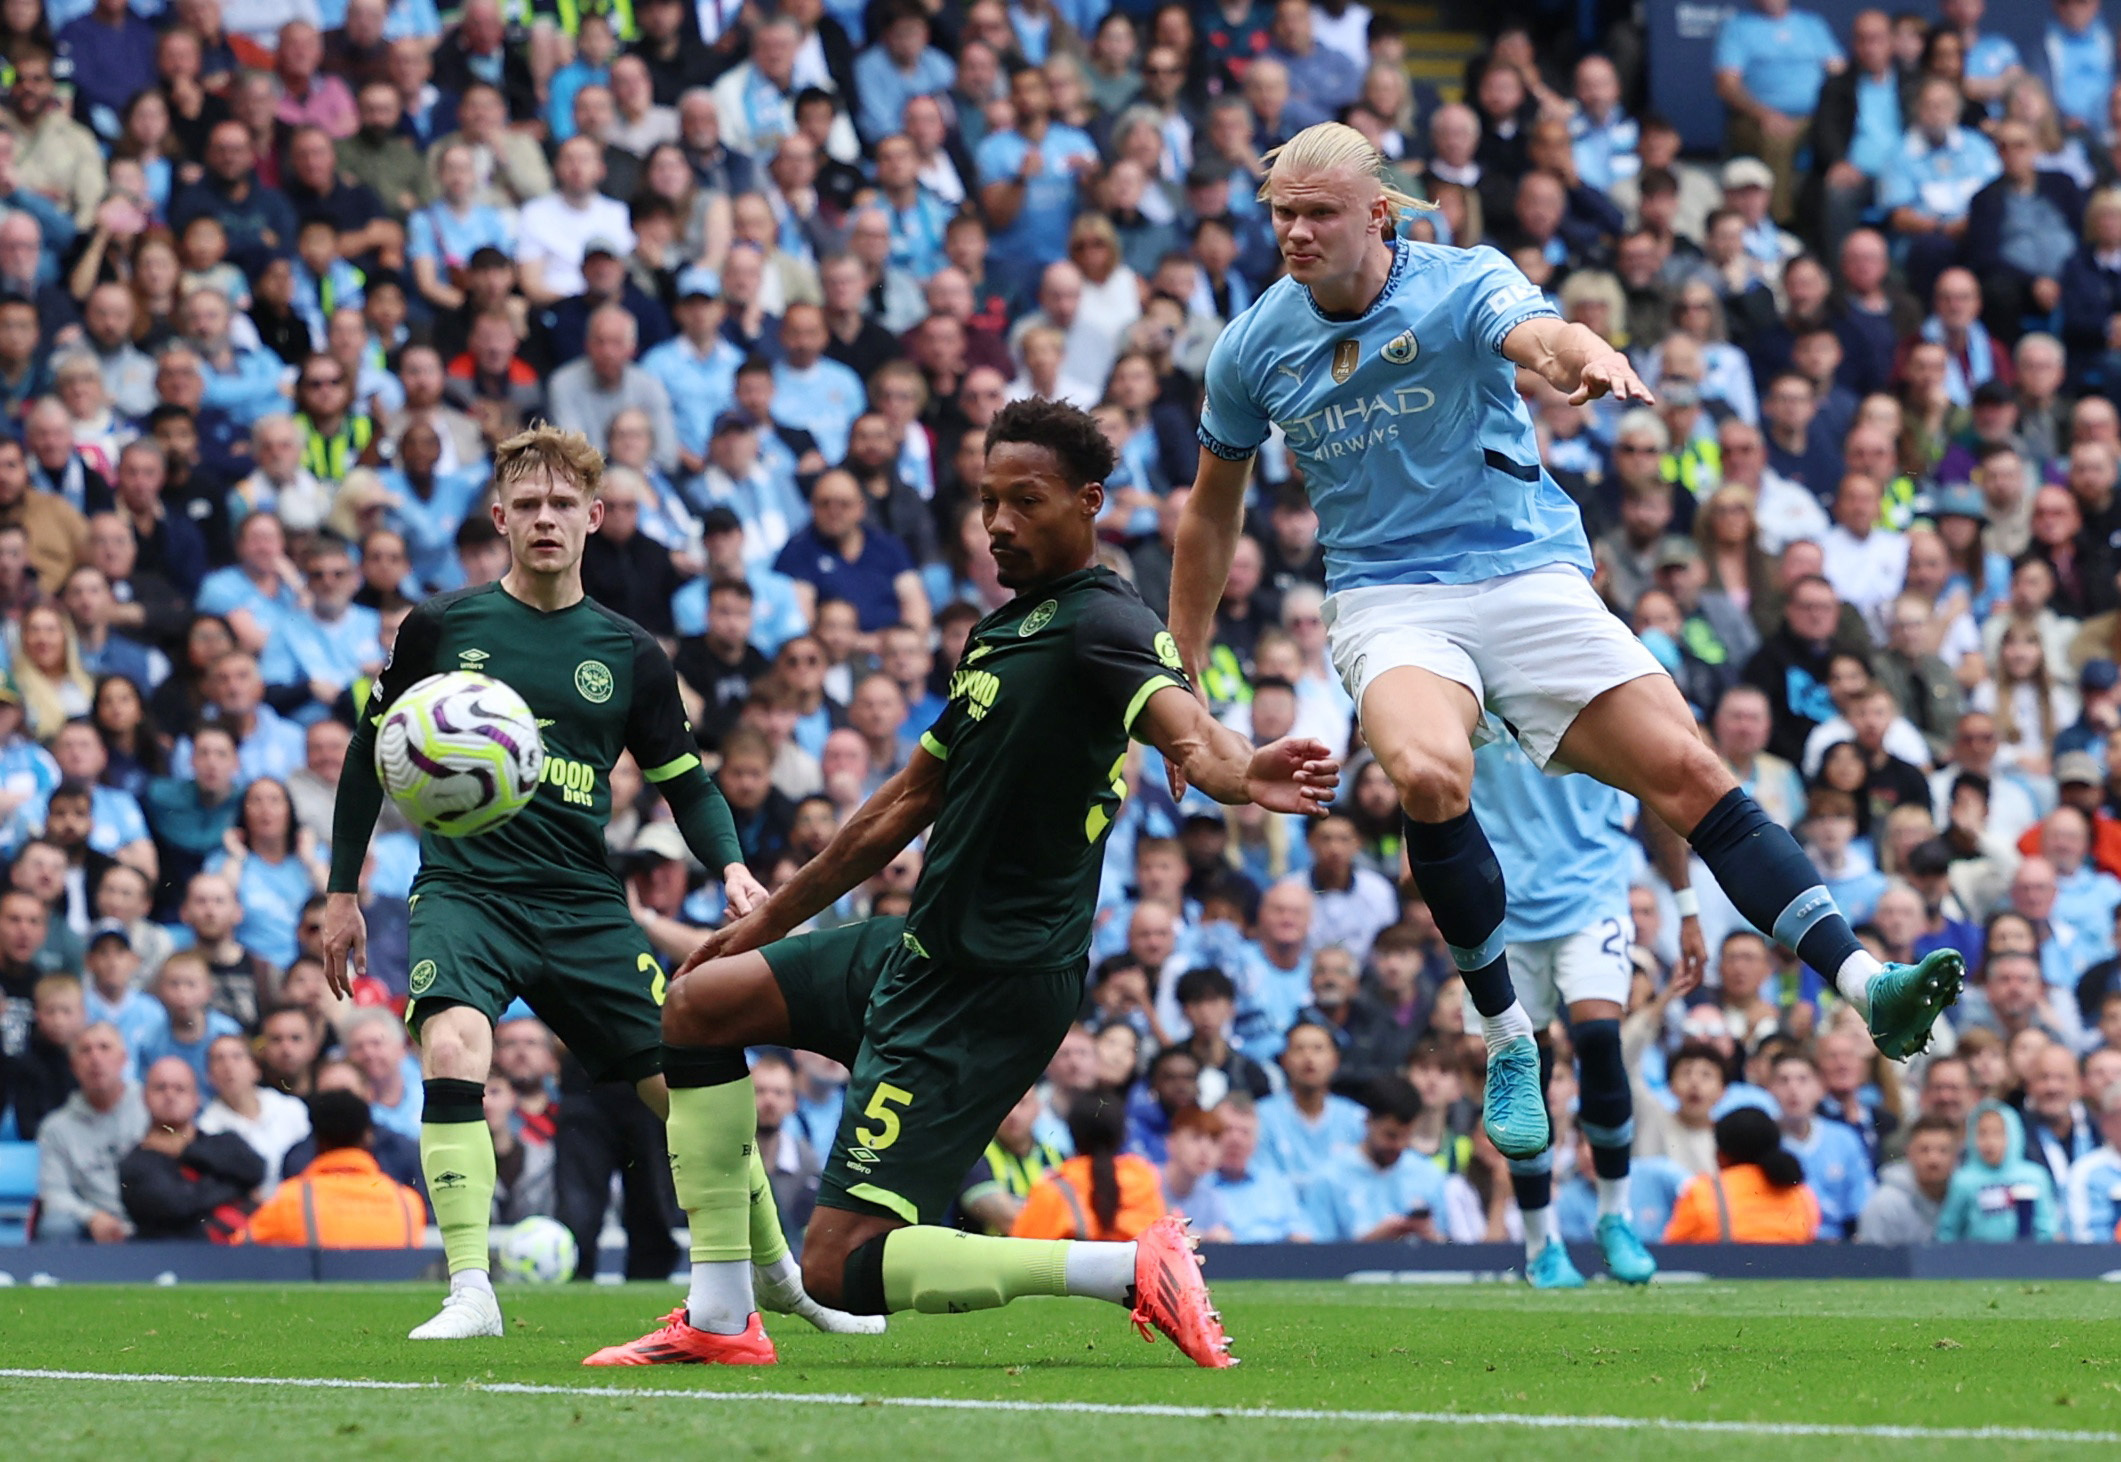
[[880, 1228, 1074, 1313], [419, 1119, 497, 1277], [667, 1078, 755, 1263], [748, 1149, 791, 1267]]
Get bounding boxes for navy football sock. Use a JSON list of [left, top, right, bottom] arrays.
[[1403, 810, 1517, 1020], [1686, 788, 1864, 980]]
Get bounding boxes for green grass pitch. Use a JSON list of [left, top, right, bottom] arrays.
[[6, 1280, 2121, 1458]]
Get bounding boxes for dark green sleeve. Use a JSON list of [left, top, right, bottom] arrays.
[[626, 629, 743, 869], [1073, 590, 1191, 741], [328, 599, 445, 893]]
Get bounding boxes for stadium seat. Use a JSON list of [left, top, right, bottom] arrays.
[[0, 1140, 39, 1245]]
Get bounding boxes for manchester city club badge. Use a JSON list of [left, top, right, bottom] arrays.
[[1382, 329, 1419, 365]]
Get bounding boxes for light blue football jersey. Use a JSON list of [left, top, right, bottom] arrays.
[[1199, 240, 1593, 593], [1471, 726, 1637, 944]]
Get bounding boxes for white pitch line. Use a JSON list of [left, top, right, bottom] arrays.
[[1, 1367, 2117, 1445]]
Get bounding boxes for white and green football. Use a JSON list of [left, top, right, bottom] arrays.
[[374, 671, 545, 836]]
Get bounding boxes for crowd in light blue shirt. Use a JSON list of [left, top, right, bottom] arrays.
[[1877, 124, 2002, 223], [1713, 6, 1845, 116]]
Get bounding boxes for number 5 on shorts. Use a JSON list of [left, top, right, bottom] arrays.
[[855, 1083, 914, 1150]]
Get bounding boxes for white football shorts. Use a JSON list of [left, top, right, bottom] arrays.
[[1323, 564, 1666, 770], [1460, 915, 1636, 1031]]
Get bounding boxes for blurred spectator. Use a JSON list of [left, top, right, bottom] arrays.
[[5, 972, 82, 1139], [198, 1030, 310, 1192], [1308, 1076, 1446, 1242], [343, 1006, 420, 1137], [135, 949, 242, 1088], [247, 1087, 425, 1245], [1011, 1090, 1165, 1240], [1665, 1106, 1821, 1241], [34, 1021, 145, 1241], [1937, 1099, 2059, 1240], [1858, 1111, 1961, 1241], [117, 1054, 262, 1239], [954, 1086, 1063, 1236], [1769, 1049, 1873, 1239]]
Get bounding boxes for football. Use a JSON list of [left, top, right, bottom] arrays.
[[374, 671, 545, 836], [494, 1216, 578, 1285]]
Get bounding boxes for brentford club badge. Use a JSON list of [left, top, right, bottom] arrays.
[[1332, 340, 1360, 383]]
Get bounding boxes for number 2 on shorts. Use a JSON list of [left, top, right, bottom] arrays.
[[855, 1083, 914, 1150]]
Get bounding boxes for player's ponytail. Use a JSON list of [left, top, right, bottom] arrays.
[[1066, 1091, 1129, 1237], [1258, 121, 1439, 234]]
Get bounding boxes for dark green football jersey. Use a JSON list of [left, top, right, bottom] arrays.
[[907, 565, 1187, 971], [345, 582, 706, 903]]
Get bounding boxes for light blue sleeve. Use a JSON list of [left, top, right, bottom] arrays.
[[1712, 14, 1749, 74], [2066, 1157, 2109, 1242], [975, 132, 1019, 188], [1458, 246, 1563, 357], [194, 569, 247, 617], [407, 209, 439, 264], [1875, 142, 1916, 212], [1805, 13, 1845, 66], [1966, 131, 2003, 187], [1837, 1129, 1875, 1232], [1311, 1168, 1352, 1240], [1197, 310, 1271, 459]]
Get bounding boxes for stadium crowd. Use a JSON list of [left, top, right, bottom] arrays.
[[8, 0, 2121, 1261]]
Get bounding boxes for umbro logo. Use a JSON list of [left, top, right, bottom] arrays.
[[433, 1169, 467, 1189], [536, 718, 555, 728], [458, 648, 490, 670]]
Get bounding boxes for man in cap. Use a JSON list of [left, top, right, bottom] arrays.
[[541, 236, 674, 370]]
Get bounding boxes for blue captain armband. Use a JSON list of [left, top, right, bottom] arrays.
[[1198, 426, 1258, 462]]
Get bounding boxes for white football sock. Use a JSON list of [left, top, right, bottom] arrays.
[[1481, 1001, 1536, 1055], [686, 1258, 755, 1335], [753, 1250, 804, 1294], [1522, 1206, 1555, 1263], [1062, 1241, 1137, 1305], [1596, 1174, 1631, 1219], [1834, 950, 1885, 1015], [449, 1268, 494, 1298]]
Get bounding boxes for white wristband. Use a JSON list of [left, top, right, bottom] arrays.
[[1673, 888, 1700, 919]]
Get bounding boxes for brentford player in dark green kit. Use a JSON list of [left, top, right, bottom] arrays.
[[584, 398, 1340, 1370], [322, 425, 871, 1342]]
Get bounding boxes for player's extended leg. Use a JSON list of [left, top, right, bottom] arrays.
[[1556, 676, 1962, 1057], [793, 1173, 1231, 1368], [1564, 997, 1655, 1285], [1514, 1036, 1583, 1290], [411, 1003, 504, 1340], [1362, 665, 1548, 1159]]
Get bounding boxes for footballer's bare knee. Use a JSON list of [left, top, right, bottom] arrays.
[[416, 1004, 491, 1081], [661, 952, 792, 1049]]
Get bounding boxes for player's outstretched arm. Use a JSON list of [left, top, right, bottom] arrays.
[[1169, 448, 1254, 695], [321, 603, 447, 996], [675, 746, 949, 973], [1502, 316, 1657, 408], [1135, 683, 1339, 815], [624, 629, 768, 915], [1640, 808, 1707, 996]]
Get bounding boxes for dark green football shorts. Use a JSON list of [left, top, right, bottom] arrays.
[[404, 885, 666, 1084], [760, 916, 1084, 1226]]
